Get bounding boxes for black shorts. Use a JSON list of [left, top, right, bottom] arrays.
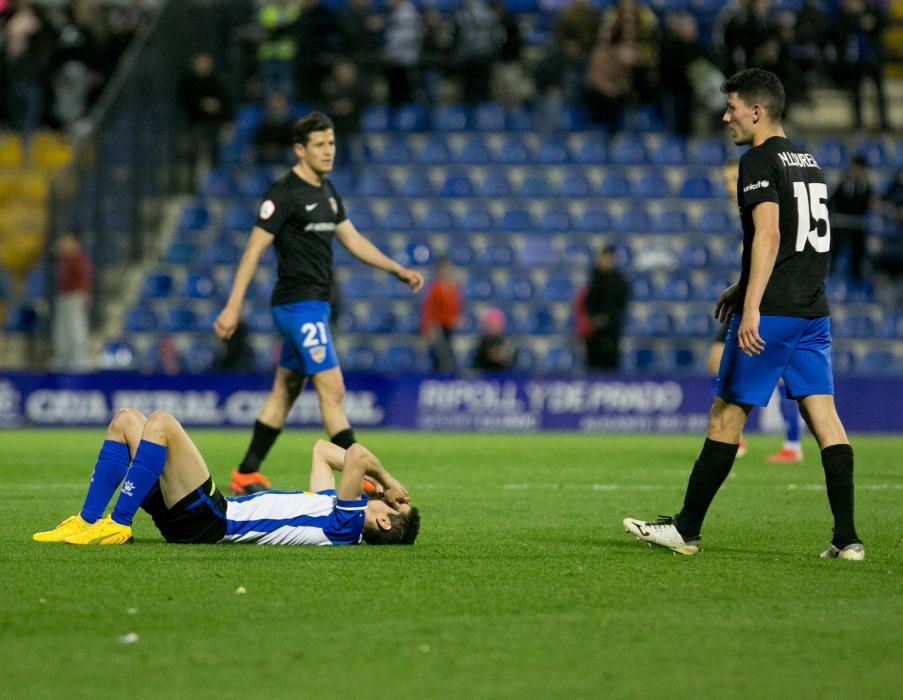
[[141, 477, 228, 544], [714, 321, 729, 344]]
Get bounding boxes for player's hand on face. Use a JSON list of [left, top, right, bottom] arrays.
[[714, 284, 739, 323], [382, 478, 410, 508], [397, 268, 424, 293], [738, 309, 765, 356], [213, 307, 239, 340]]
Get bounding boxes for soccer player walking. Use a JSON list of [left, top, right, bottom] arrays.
[[625, 69, 864, 559], [214, 112, 423, 495]]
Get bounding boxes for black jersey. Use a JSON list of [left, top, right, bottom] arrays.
[[255, 170, 347, 306], [736, 136, 830, 317]]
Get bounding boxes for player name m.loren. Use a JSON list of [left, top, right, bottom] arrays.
[[778, 151, 820, 168]]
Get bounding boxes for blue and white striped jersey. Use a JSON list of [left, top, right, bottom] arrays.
[[222, 489, 366, 546]]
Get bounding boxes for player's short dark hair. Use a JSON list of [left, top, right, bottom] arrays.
[[363, 506, 421, 545], [721, 68, 785, 121], [293, 112, 335, 145]]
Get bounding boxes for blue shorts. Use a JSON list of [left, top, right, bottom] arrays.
[[716, 314, 834, 407], [272, 300, 340, 377]]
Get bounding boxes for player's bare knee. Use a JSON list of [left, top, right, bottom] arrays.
[[108, 408, 145, 439], [144, 411, 178, 442]]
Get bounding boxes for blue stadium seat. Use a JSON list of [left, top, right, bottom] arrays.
[[610, 135, 649, 164], [380, 345, 425, 373], [475, 103, 506, 131], [361, 105, 391, 132], [361, 308, 397, 334], [499, 275, 536, 301], [456, 310, 477, 334], [831, 347, 857, 375], [455, 135, 491, 164], [165, 241, 198, 264], [345, 205, 376, 231], [344, 345, 377, 371], [634, 173, 672, 199], [434, 105, 473, 131], [680, 175, 716, 198], [140, 273, 173, 299], [178, 203, 210, 231], [573, 135, 608, 164], [446, 240, 476, 266], [461, 203, 495, 230], [578, 207, 613, 231], [123, 308, 159, 333], [540, 206, 573, 232], [518, 174, 552, 198], [697, 210, 732, 233], [520, 236, 556, 265], [500, 208, 534, 232], [380, 203, 416, 231], [396, 308, 421, 334], [404, 241, 433, 266], [679, 243, 712, 268], [246, 306, 275, 333], [630, 273, 655, 301], [839, 314, 877, 338], [693, 137, 727, 165], [642, 311, 676, 336], [620, 105, 662, 132], [394, 104, 430, 131], [343, 274, 377, 299], [357, 172, 395, 197], [99, 340, 138, 370], [418, 135, 452, 165], [597, 172, 631, 198], [559, 170, 592, 198], [235, 104, 265, 136], [537, 137, 570, 164], [652, 136, 689, 165], [616, 207, 651, 233], [854, 139, 888, 167], [398, 172, 435, 197], [477, 170, 513, 197], [464, 274, 495, 300], [497, 136, 532, 164], [164, 307, 201, 333], [717, 245, 741, 269], [505, 108, 533, 131], [661, 273, 695, 301], [624, 347, 657, 372], [478, 240, 515, 266], [423, 204, 457, 231], [881, 313, 903, 339], [679, 312, 715, 337], [651, 209, 689, 233], [561, 241, 594, 268], [201, 168, 238, 197], [239, 168, 273, 198], [543, 345, 578, 373], [441, 172, 474, 197], [201, 240, 243, 265], [665, 347, 697, 371], [223, 204, 256, 233], [182, 272, 219, 299], [527, 306, 560, 335], [561, 105, 590, 131], [854, 350, 896, 376], [375, 136, 414, 164], [540, 275, 575, 302], [813, 139, 847, 168], [512, 346, 537, 371]]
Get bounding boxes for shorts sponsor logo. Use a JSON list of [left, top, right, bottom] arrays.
[[743, 180, 769, 193], [259, 200, 275, 220], [329, 197, 338, 215], [310, 346, 326, 364]]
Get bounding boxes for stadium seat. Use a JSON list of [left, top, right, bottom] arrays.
[[441, 173, 474, 197], [404, 241, 433, 266], [499, 275, 536, 302], [596, 172, 630, 198], [540, 206, 573, 232], [344, 345, 377, 371], [380, 204, 417, 231], [361, 308, 397, 334], [201, 240, 243, 265], [624, 347, 656, 372], [854, 139, 888, 167], [679, 243, 711, 268], [578, 207, 613, 231], [497, 136, 532, 165], [140, 273, 173, 300], [831, 347, 857, 375], [518, 174, 552, 198], [559, 170, 592, 198], [561, 105, 590, 130], [610, 135, 648, 164], [680, 175, 716, 199], [697, 210, 732, 234], [661, 272, 695, 301], [527, 306, 560, 335], [652, 136, 689, 165], [512, 346, 537, 371], [182, 272, 219, 299], [616, 207, 651, 233], [456, 310, 477, 334], [418, 135, 453, 164], [880, 313, 903, 339], [455, 135, 491, 164], [543, 346, 578, 373], [357, 172, 395, 197], [642, 311, 675, 336], [475, 103, 506, 131], [839, 314, 877, 338], [464, 274, 495, 300], [361, 105, 391, 132], [520, 236, 556, 266], [446, 240, 476, 266], [377, 345, 422, 373], [620, 105, 662, 132], [813, 139, 847, 169], [651, 209, 689, 233], [540, 275, 575, 302], [394, 104, 431, 132], [398, 172, 435, 197], [184, 341, 218, 374], [630, 273, 655, 301], [396, 308, 421, 334], [123, 308, 159, 333], [239, 168, 273, 198], [164, 307, 201, 333], [634, 173, 672, 199], [665, 347, 697, 371], [375, 136, 414, 165], [854, 350, 896, 376], [165, 241, 198, 265], [246, 306, 275, 333], [223, 204, 256, 232], [346, 204, 377, 231], [99, 340, 138, 370], [679, 312, 715, 337], [434, 105, 473, 131], [423, 204, 458, 231], [478, 170, 513, 197], [343, 274, 377, 299], [537, 136, 570, 164], [692, 137, 727, 166], [500, 208, 534, 232], [178, 203, 210, 231], [461, 203, 495, 230], [561, 241, 594, 268], [201, 168, 238, 197], [573, 135, 608, 164]]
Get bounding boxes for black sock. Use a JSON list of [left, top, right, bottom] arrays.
[[822, 444, 860, 547], [330, 428, 356, 449], [675, 438, 739, 539], [238, 420, 282, 473]]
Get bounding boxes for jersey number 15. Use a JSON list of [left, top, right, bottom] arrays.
[[792, 181, 831, 253]]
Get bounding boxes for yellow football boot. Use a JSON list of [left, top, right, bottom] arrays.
[[64, 516, 133, 545], [33, 515, 94, 542]]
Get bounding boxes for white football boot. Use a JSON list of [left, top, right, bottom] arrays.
[[820, 542, 865, 561], [623, 515, 699, 555]]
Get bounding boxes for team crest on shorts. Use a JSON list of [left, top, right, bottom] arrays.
[[310, 346, 326, 364], [329, 197, 338, 215]]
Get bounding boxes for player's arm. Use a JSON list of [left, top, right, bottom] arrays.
[[334, 219, 424, 293], [738, 201, 780, 356], [213, 226, 274, 340], [327, 442, 410, 507]]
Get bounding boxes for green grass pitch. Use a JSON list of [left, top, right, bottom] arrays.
[[2, 429, 902, 699]]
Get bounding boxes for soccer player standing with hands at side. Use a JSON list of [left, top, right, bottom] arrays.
[[214, 112, 423, 495], [624, 69, 864, 559]]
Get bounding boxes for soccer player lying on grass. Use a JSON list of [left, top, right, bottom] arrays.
[[33, 409, 419, 546]]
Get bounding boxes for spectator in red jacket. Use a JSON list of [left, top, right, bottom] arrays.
[[420, 256, 462, 372]]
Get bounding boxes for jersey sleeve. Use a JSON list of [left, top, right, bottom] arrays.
[[738, 149, 780, 209], [255, 184, 293, 236], [324, 495, 367, 545]]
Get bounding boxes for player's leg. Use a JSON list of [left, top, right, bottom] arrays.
[[310, 367, 355, 448], [33, 408, 146, 542], [767, 383, 803, 463], [707, 336, 746, 456]]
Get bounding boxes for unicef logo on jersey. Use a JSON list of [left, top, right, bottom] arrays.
[[309, 346, 327, 364], [743, 180, 770, 193]]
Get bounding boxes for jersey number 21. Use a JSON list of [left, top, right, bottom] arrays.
[[792, 181, 831, 253]]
